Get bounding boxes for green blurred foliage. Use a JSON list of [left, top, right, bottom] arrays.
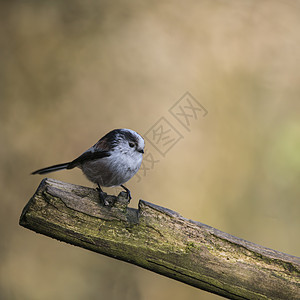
[[0, 1, 299, 299]]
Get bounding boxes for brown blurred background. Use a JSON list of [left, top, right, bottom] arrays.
[[1, 1, 300, 299]]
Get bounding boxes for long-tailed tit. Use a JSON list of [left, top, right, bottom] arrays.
[[32, 128, 144, 203]]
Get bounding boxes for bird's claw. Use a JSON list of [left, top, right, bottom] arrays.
[[96, 184, 132, 206], [96, 185, 109, 205], [120, 185, 131, 201]]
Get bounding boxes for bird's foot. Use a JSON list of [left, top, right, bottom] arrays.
[[96, 184, 109, 206], [120, 185, 131, 201], [96, 184, 131, 207]]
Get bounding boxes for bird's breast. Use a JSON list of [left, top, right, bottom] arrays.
[[80, 152, 142, 187]]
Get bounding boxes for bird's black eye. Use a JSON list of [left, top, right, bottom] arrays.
[[129, 142, 135, 148]]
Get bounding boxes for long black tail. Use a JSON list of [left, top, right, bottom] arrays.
[[31, 162, 72, 175]]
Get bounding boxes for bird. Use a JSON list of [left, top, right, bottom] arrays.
[[32, 128, 145, 203]]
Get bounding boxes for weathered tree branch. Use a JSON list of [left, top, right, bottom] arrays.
[[20, 179, 300, 299]]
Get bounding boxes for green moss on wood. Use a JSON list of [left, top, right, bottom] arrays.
[[19, 179, 300, 300]]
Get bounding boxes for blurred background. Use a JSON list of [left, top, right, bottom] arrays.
[[1, 1, 300, 299]]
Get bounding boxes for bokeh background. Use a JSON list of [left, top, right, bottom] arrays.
[[1, 1, 300, 299]]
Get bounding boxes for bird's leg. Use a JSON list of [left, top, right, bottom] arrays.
[[120, 184, 131, 201], [96, 183, 108, 205]]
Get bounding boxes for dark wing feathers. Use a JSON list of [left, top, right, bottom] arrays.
[[68, 150, 111, 168]]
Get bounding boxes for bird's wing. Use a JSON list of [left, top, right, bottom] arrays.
[[68, 150, 111, 169]]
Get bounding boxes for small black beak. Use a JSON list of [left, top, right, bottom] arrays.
[[138, 149, 144, 154]]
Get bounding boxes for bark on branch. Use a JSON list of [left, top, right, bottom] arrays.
[[20, 179, 300, 300]]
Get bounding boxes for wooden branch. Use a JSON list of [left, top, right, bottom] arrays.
[[20, 179, 300, 300]]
